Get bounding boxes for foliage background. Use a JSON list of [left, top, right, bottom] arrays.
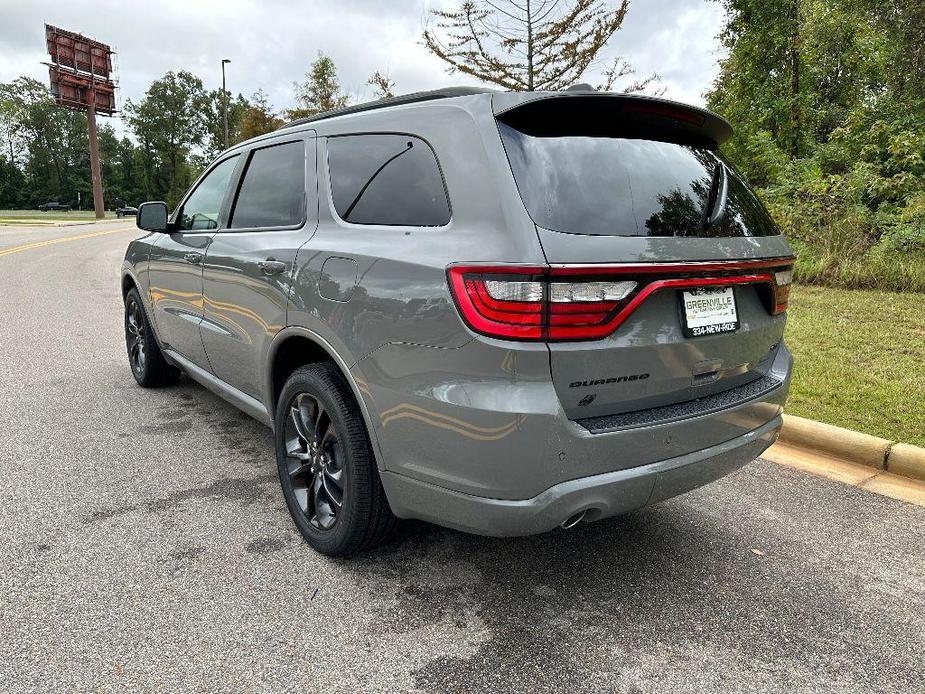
[[707, 0, 925, 291]]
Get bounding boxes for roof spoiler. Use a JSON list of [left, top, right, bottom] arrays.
[[492, 92, 734, 146]]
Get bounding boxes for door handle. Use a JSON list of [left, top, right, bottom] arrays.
[[258, 259, 287, 276], [184, 252, 203, 265]]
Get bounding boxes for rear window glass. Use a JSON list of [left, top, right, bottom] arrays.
[[498, 122, 780, 238], [230, 141, 305, 229], [327, 134, 450, 226]]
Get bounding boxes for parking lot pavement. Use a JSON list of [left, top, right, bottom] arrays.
[[1, 230, 923, 693], [0, 219, 134, 253]]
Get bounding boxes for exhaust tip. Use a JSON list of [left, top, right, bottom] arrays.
[[560, 510, 588, 530]]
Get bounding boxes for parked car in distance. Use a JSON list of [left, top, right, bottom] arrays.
[[38, 201, 71, 212], [116, 205, 139, 218], [121, 87, 795, 557]]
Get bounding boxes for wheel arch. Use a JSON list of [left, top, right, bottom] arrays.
[[266, 327, 385, 471], [121, 271, 138, 300]]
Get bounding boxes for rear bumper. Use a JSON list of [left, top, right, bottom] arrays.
[[381, 415, 781, 536]]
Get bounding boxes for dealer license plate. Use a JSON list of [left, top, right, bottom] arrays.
[[681, 286, 739, 338]]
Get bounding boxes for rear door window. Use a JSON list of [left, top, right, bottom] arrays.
[[327, 134, 450, 226], [230, 140, 306, 229], [498, 122, 780, 238]]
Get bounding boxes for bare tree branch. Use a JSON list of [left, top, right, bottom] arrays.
[[422, 0, 637, 92]]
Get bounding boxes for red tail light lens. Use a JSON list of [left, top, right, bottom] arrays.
[[547, 279, 637, 339], [447, 258, 795, 342], [448, 266, 639, 341], [447, 266, 547, 340]]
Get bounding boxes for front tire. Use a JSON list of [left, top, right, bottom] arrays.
[[124, 287, 179, 387], [275, 363, 396, 556]]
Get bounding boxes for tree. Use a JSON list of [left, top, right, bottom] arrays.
[[367, 71, 396, 99], [204, 90, 251, 157], [597, 56, 663, 94], [706, 0, 807, 175], [422, 0, 640, 91], [240, 90, 285, 139], [286, 53, 349, 119], [707, 0, 925, 287], [0, 77, 91, 206], [125, 70, 209, 206]]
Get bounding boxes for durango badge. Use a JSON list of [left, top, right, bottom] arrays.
[[569, 373, 651, 388]]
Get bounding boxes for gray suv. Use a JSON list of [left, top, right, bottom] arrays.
[[122, 88, 794, 556]]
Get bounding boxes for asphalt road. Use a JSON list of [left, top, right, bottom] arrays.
[[2, 223, 923, 693]]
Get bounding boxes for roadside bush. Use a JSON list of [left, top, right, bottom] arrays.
[[748, 102, 925, 292]]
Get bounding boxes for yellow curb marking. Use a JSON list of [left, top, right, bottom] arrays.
[[0, 226, 134, 259]]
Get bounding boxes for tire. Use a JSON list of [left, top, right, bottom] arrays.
[[124, 287, 180, 387], [275, 363, 396, 556]]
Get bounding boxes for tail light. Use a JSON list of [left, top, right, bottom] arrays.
[[448, 258, 795, 342], [446, 266, 547, 340], [772, 268, 793, 314]]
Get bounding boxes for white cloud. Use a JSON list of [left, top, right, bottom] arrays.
[[0, 0, 724, 135]]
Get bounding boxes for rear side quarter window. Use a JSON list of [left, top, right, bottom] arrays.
[[327, 134, 450, 227]]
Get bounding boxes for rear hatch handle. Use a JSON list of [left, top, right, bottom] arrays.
[[692, 359, 723, 386]]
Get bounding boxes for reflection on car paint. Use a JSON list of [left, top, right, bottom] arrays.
[[380, 402, 526, 441]]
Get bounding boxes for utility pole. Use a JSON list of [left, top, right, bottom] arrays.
[[86, 89, 105, 219], [222, 58, 231, 150]]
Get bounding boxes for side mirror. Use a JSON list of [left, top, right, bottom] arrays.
[[137, 201, 169, 233]]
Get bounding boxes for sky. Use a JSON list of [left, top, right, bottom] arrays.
[[0, 0, 726, 136]]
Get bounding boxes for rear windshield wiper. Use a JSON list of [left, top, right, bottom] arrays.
[[343, 141, 413, 221], [701, 162, 729, 232]]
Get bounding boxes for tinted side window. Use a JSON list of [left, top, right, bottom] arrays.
[[328, 134, 450, 226], [177, 155, 238, 231], [230, 141, 306, 229]]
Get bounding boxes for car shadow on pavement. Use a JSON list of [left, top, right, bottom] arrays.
[[109, 378, 914, 691], [340, 488, 900, 691]]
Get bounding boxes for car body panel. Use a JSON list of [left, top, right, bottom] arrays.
[[146, 230, 214, 368], [200, 131, 319, 399], [122, 90, 795, 535], [356, 336, 789, 499]]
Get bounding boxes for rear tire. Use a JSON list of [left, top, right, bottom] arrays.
[[124, 287, 179, 387], [275, 363, 396, 556]]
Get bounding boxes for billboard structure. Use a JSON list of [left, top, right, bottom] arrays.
[[44, 25, 118, 218]]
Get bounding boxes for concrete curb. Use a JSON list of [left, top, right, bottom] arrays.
[[777, 414, 892, 469], [764, 414, 925, 506], [888, 443, 925, 482], [776, 414, 925, 479]]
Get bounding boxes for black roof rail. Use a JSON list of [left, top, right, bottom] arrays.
[[277, 86, 496, 130]]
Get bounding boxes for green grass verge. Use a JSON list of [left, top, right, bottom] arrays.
[[789, 238, 925, 293], [785, 284, 925, 446], [0, 209, 116, 222]]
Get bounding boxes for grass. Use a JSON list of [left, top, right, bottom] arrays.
[[792, 241, 925, 294], [785, 284, 925, 446], [0, 209, 116, 222]]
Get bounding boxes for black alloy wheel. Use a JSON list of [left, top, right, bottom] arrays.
[[284, 392, 345, 530], [125, 295, 147, 376], [123, 287, 179, 387], [274, 363, 396, 556]]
